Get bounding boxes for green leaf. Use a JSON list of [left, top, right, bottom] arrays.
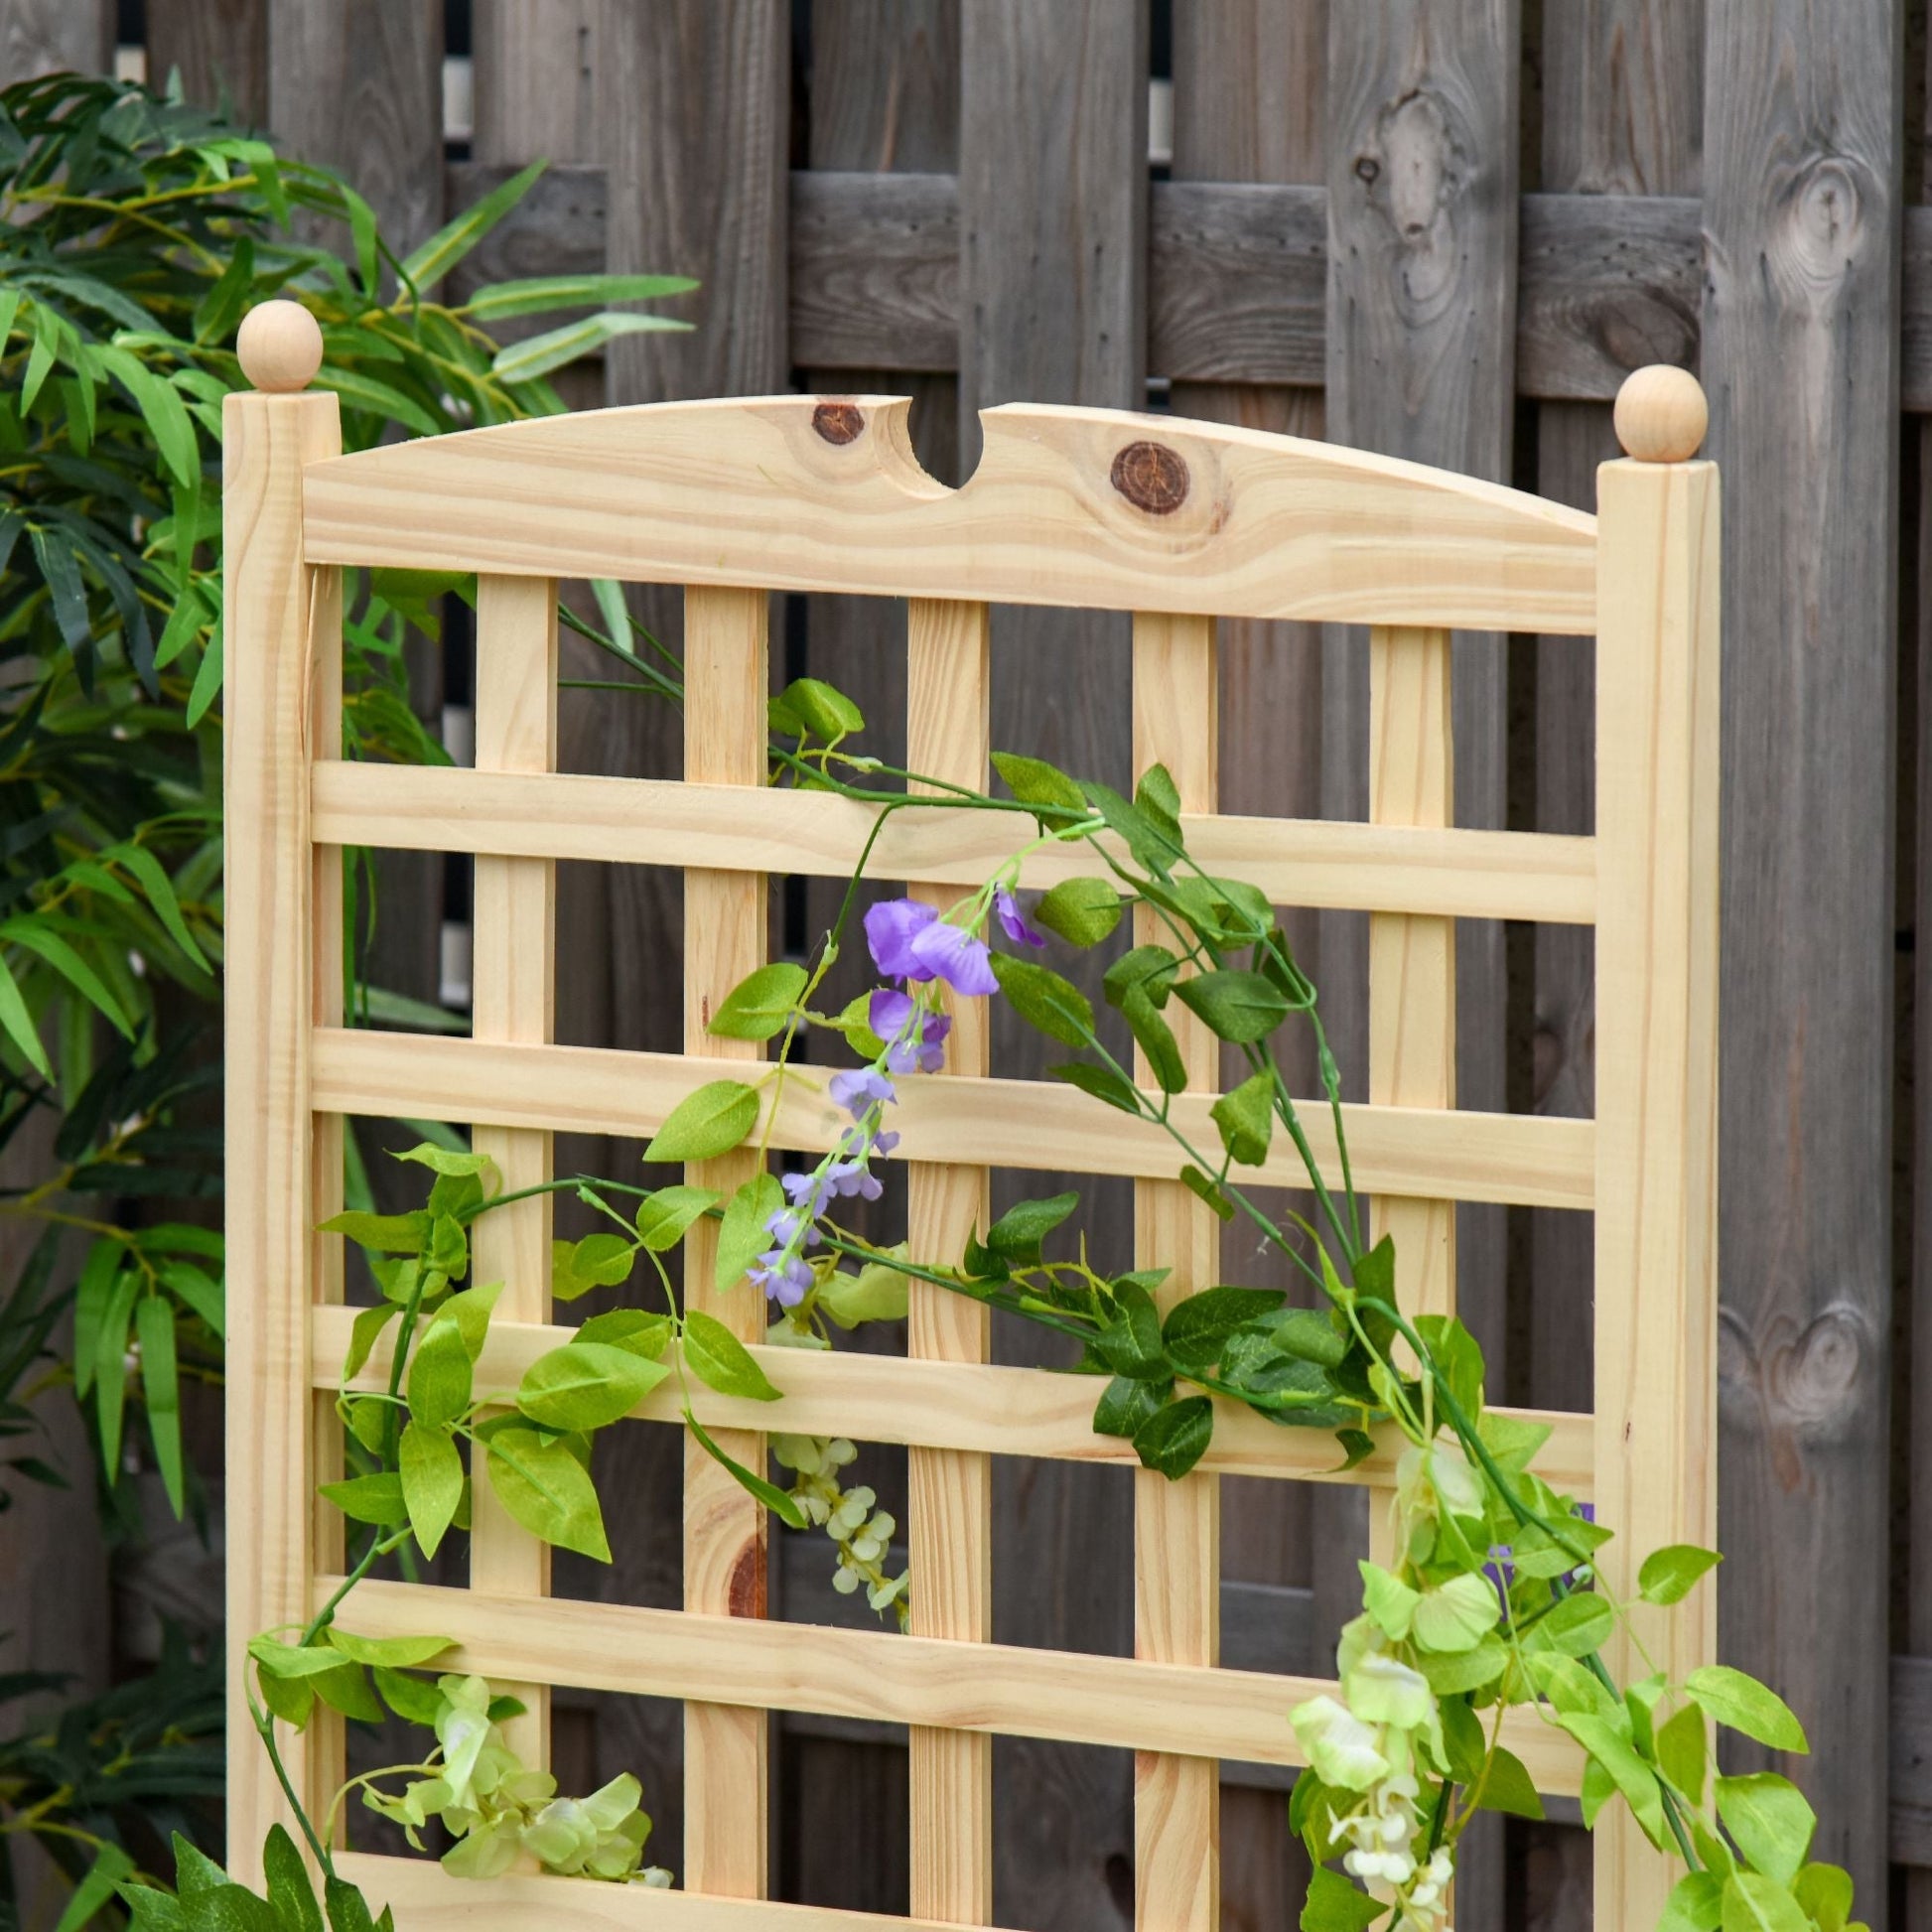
[[1104, 944, 1181, 1011], [816, 1249, 910, 1327], [1720, 1873, 1810, 1932], [1081, 779, 1178, 871], [1714, 1773, 1815, 1886], [247, 1636, 358, 1681], [1160, 1285, 1286, 1369], [311, 1658, 384, 1724], [644, 1079, 760, 1163], [1658, 1872, 1725, 1932], [1034, 877, 1123, 946], [372, 1666, 445, 1725], [406, 1313, 473, 1430], [1300, 1864, 1387, 1932], [319, 1471, 407, 1526], [393, 1143, 494, 1178], [485, 1424, 611, 1561], [1094, 1282, 1169, 1378], [1411, 1572, 1502, 1653], [1358, 1561, 1420, 1640], [311, 367, 441, 436], [1414, 1633, 1507, 1697], [991, 750, 1088, 819], [1640, 1543, 1723, 1605], [1529, 1589, 1614, 1658], [54, 1840, 136, 1932], [321, 1209, 429, 1254], [325, 1628, 454, 1668], [0, 949, 52, 1079], [667, 1411, 800, 1533], [492, 311, 691, 382], [72, 1241, 120, 1399], [988, 953, 1094, 1048], [1, 918, 132, 1037], [1558, 1712, 1668, 1848], [717, 1172, 784, 1292], [578, 1309, 674, 1360], [104, 841, 209, 970], [1412, 1313, 1485, 1423], [461, 271, 699, 320], [516, 1340, 669, 1431], [1120, 988, 1188, 1093], [635, 1184, 722, 1252], [776, 676, 864, 739], [1689, 1666, 1809, 1753], [1179, 1164, 1237, 1221], [1470, 1745, 1545, 1820], [683, 1309, 782, 1401], [551, 1231, 636, 1301], [342, 1303, 401, 1380], [1093, 1373, 1172, 1439], [986, 1190, 1079, 1264], [1210, 1066, 1276, 1167], [136, 1295, 185, 1515], [1049, 1060, 1145, 1116], [253, 1661, 314, 1730], [440, 1280, 500, 1359], [1131, 1394, 1213, 1479], [186, 626, 223, 727], [94, 1267, 140, 1470], [262, 1825, 323, 1932], [403, 158, 547, 287], [1475, 1408, 1553, 1474], [1792, 1863, 1856, 1932], [1657, 1701, 1709, 1807], [1172, 970, 1292, 1044], [709, 962, 807, 1039], [398, 1420, 464, 1557]]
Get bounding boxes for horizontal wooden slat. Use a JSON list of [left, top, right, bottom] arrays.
[[312, 763, 1596, 924], [790, 170, 958, 370], [336, 1854, 1022, 1932], [322, 1577, 1587, 1792], [310, 1029, 1595, 1209], [313, 1307, 1595, 1494], [302, 396, 1597, 634]]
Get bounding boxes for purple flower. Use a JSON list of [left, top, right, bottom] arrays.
[[870, 987, 914, 1037], [889, 1014, 952, 1076], [996, 887, 1047, 950], [782, 1169, 835, 1217], [829, 1066, 896, 1119], [908, 920, 998, 997], [865, 898, 938, 980], [826, 1158, 884, 1203], [871, 1129, 899, 1159], [751, 1249, 814, 1308], [766, 1205, 820, 1250]]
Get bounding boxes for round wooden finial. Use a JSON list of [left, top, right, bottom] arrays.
[[1613, 364, 1708, 463], [237, 300, 324, 393]]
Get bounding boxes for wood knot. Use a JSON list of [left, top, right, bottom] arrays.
[[1109, 440, 1189, 514], [811, 401, 865, 445], [728, 1539, 765, 1617]]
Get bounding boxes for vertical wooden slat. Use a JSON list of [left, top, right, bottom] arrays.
[[221, 376, 341, 1884], [145, 0, 269, 122], [0, 0, 110, 79], [1324, 18, 1517, 1916], [905, 598, 994, 1928], [958, 11, 1147, 1922], [473, 0, 601, 162], [1592, 444, 1721, 1932], [469, 577, 558, 1770], [1704, 3, 1898, 1904], [682, 585, 771, 1900], [1131, 612, 1220, 1932]]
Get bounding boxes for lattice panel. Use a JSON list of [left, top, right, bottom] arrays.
[[222, 383, 1720, 1932]]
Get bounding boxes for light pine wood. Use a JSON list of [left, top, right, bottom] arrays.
[[1591, 451, 1721, 1932], [903, 599, 994, 1928], [221, 382, 342, 1883], [309, 1029, 1597, 1210], [468, 576, 559, 1768], [311, 761, 1597, 924], [325, 1576, 1588, 1793], [1131, 612, 1221, 1932], [299, 398, 1598, 633], [236, 300, 324, 395], [320, 1306, 1595, 1495], [682, 587, 771, 1900]]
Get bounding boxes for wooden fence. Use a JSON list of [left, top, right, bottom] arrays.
[[1, 2, 1926, 1928]]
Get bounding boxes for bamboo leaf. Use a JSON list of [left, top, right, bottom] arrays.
[[136, 1295, 185, 1515], [400, 157, 547, 289]]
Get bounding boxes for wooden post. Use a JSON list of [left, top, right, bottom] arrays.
[[223, 300, 339, 1883], [1593, 364, 1721, 1932], [682, 586, 772, 1900], [905, 598, 993, 1928], [1132, 612, 1221, 1932]]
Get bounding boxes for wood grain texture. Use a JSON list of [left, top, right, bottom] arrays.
[[1591, 454, 1721, 1932], [1325, 11, 1518, 1917], [324, 1576, 1587, 1791], [310, 1029, 1597, 1211], [472, 0, 600, 163], [468, 577, 559, 1769], [145, 0, 268, 122], [320, 1306, 1597, 1495], [1131, 613, 1221, 1932], [682, 587, 771, 1900], [300, 397, 1600, 633], [311, 761, 1596, 922], [0, 0, 108, 79], [1703, 2, 1898, 1907], [904, 599, 994, 1928], [266, 0, 442, 254], [221, 386, 341, 1881], [791, 173, 959, 372]]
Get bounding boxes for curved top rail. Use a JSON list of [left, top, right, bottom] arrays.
[[301, 394, 1599, 632]]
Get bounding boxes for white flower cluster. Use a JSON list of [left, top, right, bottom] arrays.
[[363, 1674, 672, 1886], [772, 1434, 910, 1626]]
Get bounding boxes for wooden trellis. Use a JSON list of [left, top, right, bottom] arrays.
[[223, 307, 1718, 1932]]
